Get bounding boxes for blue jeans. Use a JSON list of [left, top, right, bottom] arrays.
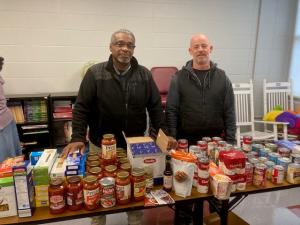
[[0, 120, 21, 162]]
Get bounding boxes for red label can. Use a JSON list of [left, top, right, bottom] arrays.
[[271, 165, 284, 184]]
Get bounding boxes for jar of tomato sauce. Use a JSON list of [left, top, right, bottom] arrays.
[[131, 168, 146, 202], [120, 163, 131, 173], [104, 165, 117, 178], [66, 176, 83, 211], [48, 178, 66, 214], [83, 175, 100, 210], [116, 171, 131, 205], [89, 167, 103, 182], [101, 134, 117, 162]]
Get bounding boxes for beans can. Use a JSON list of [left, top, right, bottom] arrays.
[[259, 147, 271, 157], [252, 144, 264, 153], [258, 156, 268, 164], [253, 163, 267, 187], [242, 135, 252, 152]]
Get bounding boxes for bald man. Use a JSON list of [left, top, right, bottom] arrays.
[[166, 33, 236, 224], [166, 33, 236, 145]]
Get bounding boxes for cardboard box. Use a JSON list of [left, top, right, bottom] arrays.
[[0, 176, 17, 218], [50, 158, 66, 179], [124, 133, 166, 181], [13, 160, 35, 217], [34, 185, 49, 207]]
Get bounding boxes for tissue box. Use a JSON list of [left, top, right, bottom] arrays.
[[13, 160, 35, 217], [0, 177, 17, 218], [125, 135, 165, 182]]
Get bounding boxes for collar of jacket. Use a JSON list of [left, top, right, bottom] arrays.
[[105, 54, 139, 73]]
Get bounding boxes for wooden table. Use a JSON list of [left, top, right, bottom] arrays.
[[1, 181, 299, 225], [0, 187, 212, 225], [208, 181, 300, 225]]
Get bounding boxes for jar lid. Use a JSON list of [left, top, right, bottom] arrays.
[[83, 175, 98, 183], [117, 153, 127, 158], [89, 160, 100, 167], [100, 177, 115, 186], [67, 175, 81, 184], [103, 133, 114, 139], [105, 165, 117, 172], [132, 168, 145, 177], [120, 163, 131, 170], [50, 178, 64, 186], [89, 166, 102, 174], [87, 155, 99, 162], [118, 157, 129, 164], [117, 171, 129, 179]]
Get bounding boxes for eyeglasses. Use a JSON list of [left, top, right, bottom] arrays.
[[113, 41, 136, 50]]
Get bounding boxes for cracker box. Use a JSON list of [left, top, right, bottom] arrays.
[[0, 176, 17, 218], [13, 160, 35, 217], [124, 133, 165, 183], [50, 158, 66, 179]]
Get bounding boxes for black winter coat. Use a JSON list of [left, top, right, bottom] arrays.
[[71, 55, 163, 148]]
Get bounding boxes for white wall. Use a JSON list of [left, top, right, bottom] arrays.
[[0, 0, 298, 115]]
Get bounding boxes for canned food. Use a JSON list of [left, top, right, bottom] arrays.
[[258, 157, 268, 164], [265, 143, 277, 152], [268, 152, 280, 164], [253, 163, 267, 187], [271, 165, 284, 184], [286, 163, 300, 184], [212, 137, 222, 143], [189, 145, 201, 155], [277, 157, 291, 173], [242, 135, 252, 152], [252, 144, 264, 153], [197, 141, 208, 155], [245, 162, 253, 185], [259, 148, 271, 157], [290, 153, 300, 164], [100, 195, 116, 208], [202, 137, 212, 142], [278, 147, 291, 158], [177, 139, 188, 152], [249, 157, 259, 165], [265, 161, 275, 180], [100, 177, 115, 201]]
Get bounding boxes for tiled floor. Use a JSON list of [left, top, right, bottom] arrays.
[[41, 187, 300, 225]]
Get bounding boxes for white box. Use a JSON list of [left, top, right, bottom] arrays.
[[13, 161, 35, 217], [50, 158, 66, 179], [125, 135, 165, 180], [0, 176, 17, 218]]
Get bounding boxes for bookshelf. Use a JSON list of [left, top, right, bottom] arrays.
[[49, 92, 77, 147], [6, 94, 51, 155]]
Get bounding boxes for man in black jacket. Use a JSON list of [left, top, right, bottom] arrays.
[[166, 33, 236, 225], [166, 33, 236, 145], [63, 29, 162, 225]]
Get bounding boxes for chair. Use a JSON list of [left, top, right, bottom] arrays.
[[150, 67, 178, 110], [263, 79, 294, 139], [233, 80, 288, 147]]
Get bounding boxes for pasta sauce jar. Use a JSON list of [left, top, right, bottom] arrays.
[[66, 176, 83, 211], [104, 165, 117, 178], [83, 175, 100, 210], [131, 168, 146, 201], [48, 178, 66, 214], [101, 134, 117, 164], [116, 171, 131, 205]]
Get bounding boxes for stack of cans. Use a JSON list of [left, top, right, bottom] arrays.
[[196, 155, 209, 193]]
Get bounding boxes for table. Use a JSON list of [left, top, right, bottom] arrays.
[[1, 181, 299, 225], [0, 187, 212, 225], [208, 181, 300, 225]]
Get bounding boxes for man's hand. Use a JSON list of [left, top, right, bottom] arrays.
[[62, 142, 85, 158]]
